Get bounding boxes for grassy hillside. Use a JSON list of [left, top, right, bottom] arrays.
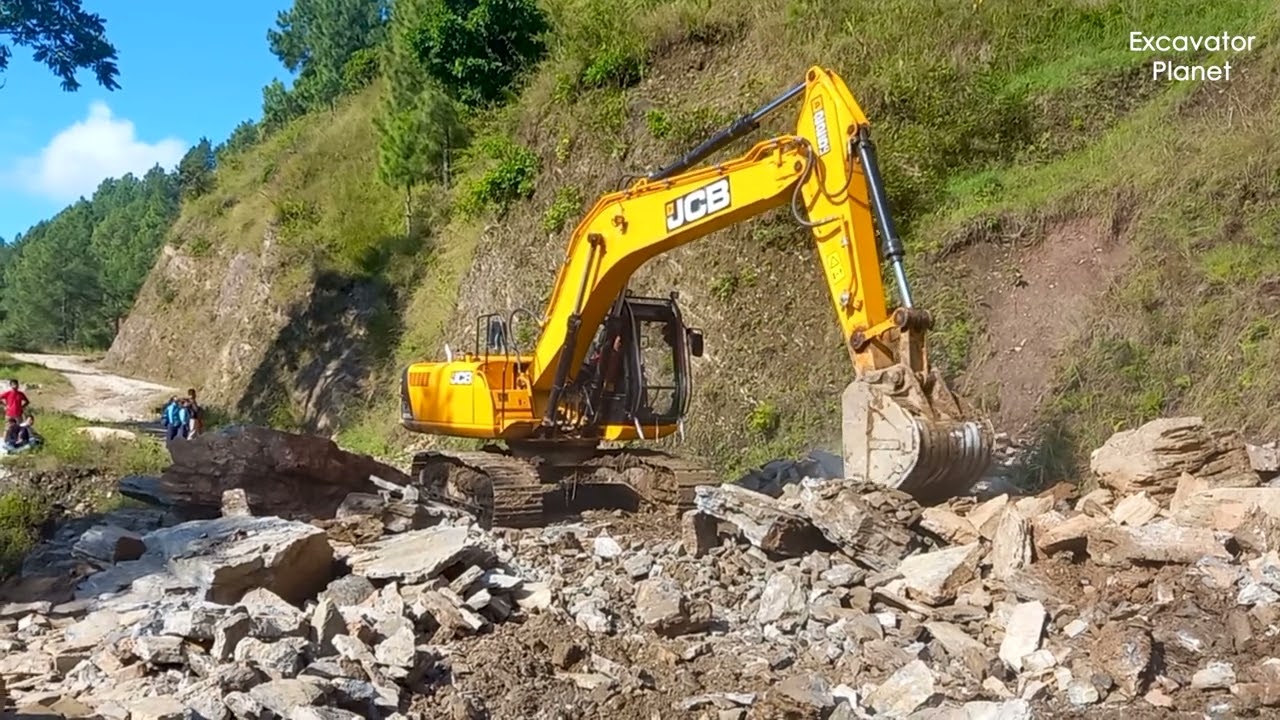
[[108, 0, 1280, 483]]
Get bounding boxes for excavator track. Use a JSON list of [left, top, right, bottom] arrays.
[[574, 448, 718, 511], [409, 446, 719, 529], [410, 450, 546, 529]]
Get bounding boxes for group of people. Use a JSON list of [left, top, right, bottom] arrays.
[[161, 389, 204, 441], [0, 379, 42, 454]]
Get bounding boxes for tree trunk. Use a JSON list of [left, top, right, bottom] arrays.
[[403, 188, 413, 237], [442, 129, 451, 186]]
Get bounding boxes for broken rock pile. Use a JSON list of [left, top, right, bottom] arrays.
[[0, 475, 544, 719], [479, 416, 1280, 718], [6, 415, 1280, 719]]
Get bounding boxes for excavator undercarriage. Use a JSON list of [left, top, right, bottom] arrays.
[[410, 445, 716, 529]]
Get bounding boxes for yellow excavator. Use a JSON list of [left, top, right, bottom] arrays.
[[399, 65, 994, 528]]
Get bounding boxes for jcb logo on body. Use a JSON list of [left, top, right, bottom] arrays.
[[665, 177, 731, 232]]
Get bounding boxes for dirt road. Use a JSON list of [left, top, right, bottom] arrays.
[[9, 353, 176, 424]]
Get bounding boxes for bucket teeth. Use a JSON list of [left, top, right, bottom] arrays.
[[841, 365, 995, 504]]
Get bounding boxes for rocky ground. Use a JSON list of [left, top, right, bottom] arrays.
[[0, 419, 1279, 719]]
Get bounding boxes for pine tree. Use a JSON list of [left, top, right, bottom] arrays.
[[373, 0, 465, 235], [178, 138, 216, 199]]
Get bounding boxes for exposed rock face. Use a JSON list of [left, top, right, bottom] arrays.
[[121, 426, 412, 520]]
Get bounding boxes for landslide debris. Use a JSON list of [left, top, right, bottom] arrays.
[[1, 416, 1279, 718]]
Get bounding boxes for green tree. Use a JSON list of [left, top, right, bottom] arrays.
[[177, 138, 216, 199], [1, 203, 102, 348], [265, 0, 390, 115], [374, 0, 467, 234], [375, 89, 463, 234], [0, 166, 179, 348], [214, 120, 261, 163], [262, 79, 305, 131], [0, 0, 119, 91], [409, 0, 549, 106]]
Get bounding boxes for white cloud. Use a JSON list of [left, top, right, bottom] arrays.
[[8, 102, 186, 202]]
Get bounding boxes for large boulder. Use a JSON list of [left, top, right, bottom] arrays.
[[1090, 417, 1259, 500], [121, 425, 412, 520], [146, 516, 335, 604]]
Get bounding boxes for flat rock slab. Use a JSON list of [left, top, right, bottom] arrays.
[[144, 515, 335, 604], [346, 525, 494, 583], [1087, 520, 1234, 566]]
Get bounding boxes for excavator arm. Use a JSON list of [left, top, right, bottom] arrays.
[[533, 69, 907, 394], [400, 65, 994, 527]]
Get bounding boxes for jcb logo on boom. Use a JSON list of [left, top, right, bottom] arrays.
[[665, 177, 731, 232]]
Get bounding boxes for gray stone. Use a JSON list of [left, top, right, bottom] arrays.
[[963, 699, 1032, 720], [74, 525, 147, 565], [145, 515, 335, 605], [622, 552, 653, 579], [222, 691, 269, 720], [310, 598, 345, 656], [593, 535, 623, 559], [248, 679, 327, 716], [866, 659, 938, 717], [757, 566, 808, 629], [774, 674, 834, 710], [897, 543, 982, 605], [212, 610, 253, 662], [135, 635, 187, 665], [633, 576, 710, 637], [162, 603, 228, 641], [233, 637, 309, 679], [239, 588, 308, 639], [998, 601, 1045, 672], [289, 708, 365, 720], [1192, 661, 1237, 690], [346, 525, 494, 584], [374, 624, 417, 668], [1066, 681, 1100, 706], [322, 574, 375, 607], [127, 695, 187, 720]]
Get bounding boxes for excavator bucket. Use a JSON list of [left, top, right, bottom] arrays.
[[841, 364, 995, 505]]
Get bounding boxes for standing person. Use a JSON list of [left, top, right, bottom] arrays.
[[186, 388, 203, 438], [0, 379, 29, 421], [176, 398, 192, 439], [162, 395, 183, 442]]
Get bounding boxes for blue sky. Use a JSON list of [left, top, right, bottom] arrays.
[[0, 1, 294, 241]]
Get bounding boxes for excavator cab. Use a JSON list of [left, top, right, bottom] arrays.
[[574, 291, 703, 436]]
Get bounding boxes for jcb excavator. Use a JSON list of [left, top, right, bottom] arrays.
[[399, 65, 994, 528]]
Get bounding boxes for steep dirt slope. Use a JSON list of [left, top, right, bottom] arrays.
[[103, 91, 407, 433]]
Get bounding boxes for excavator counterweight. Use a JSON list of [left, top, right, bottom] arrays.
[[399, 65, 995, 528]]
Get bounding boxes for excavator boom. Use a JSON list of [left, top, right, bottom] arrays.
[[400, 65, 994, 527]]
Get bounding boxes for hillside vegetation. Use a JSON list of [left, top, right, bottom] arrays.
[[100, 0, 1280, 483]]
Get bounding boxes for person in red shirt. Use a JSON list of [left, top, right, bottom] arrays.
[[0, 380, 28, 421]]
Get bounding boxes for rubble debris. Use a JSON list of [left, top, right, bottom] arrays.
[[6, 417, 1280, 719]]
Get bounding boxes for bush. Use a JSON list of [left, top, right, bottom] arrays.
[[0, 490, 46, 577], [459, 136, 541, 216], [542, 185, 584, 233]]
